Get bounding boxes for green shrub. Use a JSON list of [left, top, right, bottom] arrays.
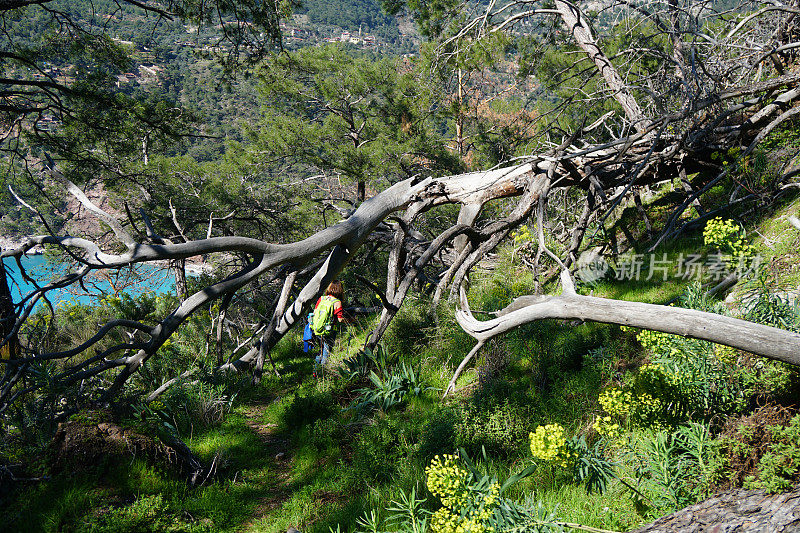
[[281, 391, 335, 429], [674, 422, 725, 497], [616, 422, 724, 517], [354, 487, 430, 533], [338, 348, 379, 381], [351, 355, 436, 414], [745, 414, 800, 493], [81, 494, 175, 533], [418, 409, 457, 461], [602, 284, 749, 430], [350, 418, 405, 484], [455, 396, 532, 457], [742, 269, 800, 331], [383, 303, 434, 357], [307, 418, 341, 452], [630, 430, 691, 514]]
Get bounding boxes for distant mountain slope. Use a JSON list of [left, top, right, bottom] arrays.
[[301, 0, 399, 37]]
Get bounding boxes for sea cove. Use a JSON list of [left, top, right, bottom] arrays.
[[2, 254, 176, 305]]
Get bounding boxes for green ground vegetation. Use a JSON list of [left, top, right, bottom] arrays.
[[4, 6, 800, 531], [6, 188, 800, 532]]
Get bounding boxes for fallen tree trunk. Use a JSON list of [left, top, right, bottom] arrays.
[[0, 164, 538, 400], [3, 0, 800, 408], [460, 293, 800, 362], [447, 275, 800, 394]]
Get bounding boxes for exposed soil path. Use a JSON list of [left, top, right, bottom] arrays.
[[239, 401, 295, 531]]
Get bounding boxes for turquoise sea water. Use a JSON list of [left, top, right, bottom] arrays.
[[2, 254, 175, 305]]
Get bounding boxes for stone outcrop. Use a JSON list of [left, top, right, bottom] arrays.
[[632, 485, 800, 533]]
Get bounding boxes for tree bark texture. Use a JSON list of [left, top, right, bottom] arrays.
[[3, 2, 800, 407], [459, 292, 800, 365], [555, 0, 647, 131], [0, 262, 18, 360]]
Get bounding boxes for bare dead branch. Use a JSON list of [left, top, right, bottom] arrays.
[[454, 284, 800, 371]]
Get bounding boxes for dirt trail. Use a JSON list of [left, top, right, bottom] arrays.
[[240, 402, 294, 530]]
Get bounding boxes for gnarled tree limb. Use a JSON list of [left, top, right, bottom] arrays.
[[446, 280, 800, 395]]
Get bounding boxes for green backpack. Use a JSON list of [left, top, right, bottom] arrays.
[[311, 295, 339, 335]]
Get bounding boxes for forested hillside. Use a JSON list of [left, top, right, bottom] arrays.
[[301, 0, 400, 40], [2, 0, 800, 532], [0, 0, 415, 238]]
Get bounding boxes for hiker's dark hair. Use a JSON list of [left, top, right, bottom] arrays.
[[325, 280, 344, 300]]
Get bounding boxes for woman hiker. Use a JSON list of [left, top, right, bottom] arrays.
[[311, 280, 348, 376]]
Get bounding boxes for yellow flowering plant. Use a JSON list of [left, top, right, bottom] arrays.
[[510, 224, 536, 265], [595, 366, 682, 431], [355, 453, 556, 532], [592, 415, 621, 439], [529, 423, 573, 467], [616, 284, 748, 427], [511, 224, 533, 246], [598, 387, 632, 417], [703, 217, 754, 267], [509, 224, 562, 266], [528, 424, 616, 494], [424, 451, 537, 533]]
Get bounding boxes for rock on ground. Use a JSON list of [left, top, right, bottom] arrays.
[[632, 485, 800, 532]]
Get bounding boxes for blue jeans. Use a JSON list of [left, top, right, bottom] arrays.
[[315, 335, 334, 367]]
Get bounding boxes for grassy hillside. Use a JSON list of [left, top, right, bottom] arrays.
[[4, 127, 800, 532], [6, 207, 800, 532]]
